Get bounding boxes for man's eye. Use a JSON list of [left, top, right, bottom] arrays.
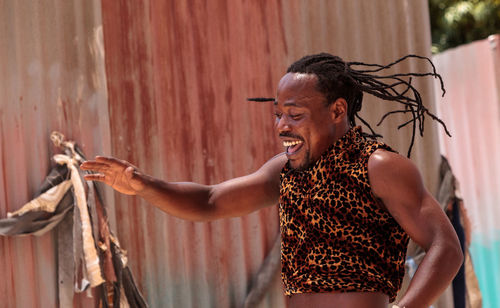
[[274, 112, 282, 119], [290, 114, 302, 120]]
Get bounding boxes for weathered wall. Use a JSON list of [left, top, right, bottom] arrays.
[[433, 35, 500, 308], [0, 0, 111, 307], [1, 0, 441, 307]]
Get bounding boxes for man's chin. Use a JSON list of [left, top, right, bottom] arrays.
[[288, 158, 310, 171], [286, 148, 311, 170]]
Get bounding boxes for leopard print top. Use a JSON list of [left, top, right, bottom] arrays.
[[279, 126, 409, 302]]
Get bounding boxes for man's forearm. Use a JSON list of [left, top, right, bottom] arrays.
[[397, 241, 463, 307], [137, 174, 216, 221]]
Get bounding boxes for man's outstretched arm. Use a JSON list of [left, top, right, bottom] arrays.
[[368, 150, 463, 307], [80, 154, 287, 221]]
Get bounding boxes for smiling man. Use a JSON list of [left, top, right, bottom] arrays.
[[275, 72, 345, 170], [81, 53, 462, 308]]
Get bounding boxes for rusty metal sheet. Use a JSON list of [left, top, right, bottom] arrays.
[[0, 0, 110, 307], [433, 35, 500, 308]]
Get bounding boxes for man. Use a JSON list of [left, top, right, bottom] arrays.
[[81, 53, 463, 308]]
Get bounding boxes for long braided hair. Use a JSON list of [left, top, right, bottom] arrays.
[[248, 53, 450, 157]]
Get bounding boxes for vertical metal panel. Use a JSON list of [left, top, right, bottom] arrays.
[[0, 0, 110, 307], [100, 1, 287, 306], [100, 1, 439, 307], [433, 35, 500, 308]]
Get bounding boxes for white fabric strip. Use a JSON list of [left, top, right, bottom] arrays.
[[7, 180, 72, 217], [54, 154, 104, 287]]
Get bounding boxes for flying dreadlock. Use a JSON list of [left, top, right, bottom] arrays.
[[247, 53, 450, 157]]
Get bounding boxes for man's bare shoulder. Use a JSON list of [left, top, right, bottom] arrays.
[[369, 148, 408, 166], [367, 149, 424, 201], [368, 149, 420, 177]]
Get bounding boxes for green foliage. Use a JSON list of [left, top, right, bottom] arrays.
[[429, 0, 500, 53]]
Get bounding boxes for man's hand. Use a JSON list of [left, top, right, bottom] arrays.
[[80, 156, 145, 195]]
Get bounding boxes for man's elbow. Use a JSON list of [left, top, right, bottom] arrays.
[[428, 235, 464, 277], [188, 201, 220, 222], [183, 187, 223, 222], [199, 185, 242, 222], [190, 188, 228, 222], [444, 239, 464, 275]]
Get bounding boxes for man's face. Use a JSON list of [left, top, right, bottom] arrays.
[[274, 73, 338, 170]]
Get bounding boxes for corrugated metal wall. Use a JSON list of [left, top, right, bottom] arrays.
[[0, 0, 112, 307], [433, 35, 500, 308], [1, 0, 443, 307]]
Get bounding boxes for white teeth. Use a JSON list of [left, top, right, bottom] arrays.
[[283, 140, 303, 147]]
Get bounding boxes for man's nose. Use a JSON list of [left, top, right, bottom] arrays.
[[276, 115, 291, 133]]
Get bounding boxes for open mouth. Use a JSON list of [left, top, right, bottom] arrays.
[[283, 140, 304, 155]]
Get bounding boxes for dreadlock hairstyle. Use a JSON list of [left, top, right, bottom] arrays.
[[248, 53, 450, 157]]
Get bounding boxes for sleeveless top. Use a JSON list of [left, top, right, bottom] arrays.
[[279, 126, 409, 302]]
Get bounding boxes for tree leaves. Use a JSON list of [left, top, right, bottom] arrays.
[[429, 0, 500, 53]]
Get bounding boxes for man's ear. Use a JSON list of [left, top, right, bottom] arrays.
[[329, 98, 348, 123]]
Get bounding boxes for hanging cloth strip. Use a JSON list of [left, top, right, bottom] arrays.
[[0, 131, 147, 308], [53, 153, 104, 287]]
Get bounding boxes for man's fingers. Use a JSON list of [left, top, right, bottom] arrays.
[[96, 156, 140, 169], [95, 155, 114, 162], [84, 173, 106, 182], [80, 157, 140, 195], [95, 156, 128, 166], [80, 161, 110, 171]]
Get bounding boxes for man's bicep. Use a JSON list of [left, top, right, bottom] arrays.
[[209, 153, 287, 218], [384, 189, 452, 251], [368, 150, 451, 250]]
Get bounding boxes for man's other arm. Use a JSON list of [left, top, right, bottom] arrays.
[[368, 149, 463, 307], [80, 153, 287, 221]]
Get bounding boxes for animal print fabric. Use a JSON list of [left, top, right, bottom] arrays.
[[279, 126, 409, 302]]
